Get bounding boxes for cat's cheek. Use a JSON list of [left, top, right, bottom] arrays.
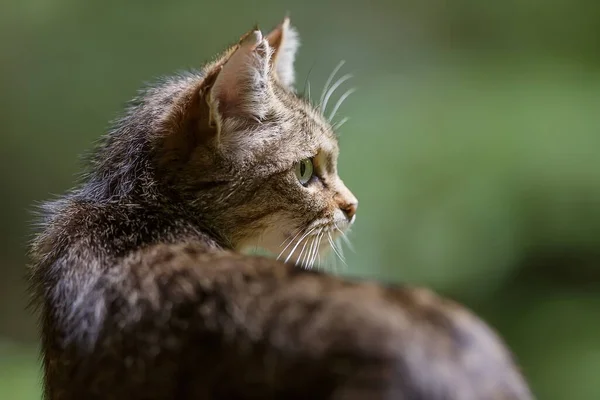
[[235, 214, 291, 256]]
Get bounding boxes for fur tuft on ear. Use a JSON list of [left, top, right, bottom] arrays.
[[209, 30, 273, 123], [266, 17, 300, 89]]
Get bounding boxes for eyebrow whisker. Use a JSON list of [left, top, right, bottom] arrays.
[[322, 74, 353, 116], [319, 60, 346, 111]]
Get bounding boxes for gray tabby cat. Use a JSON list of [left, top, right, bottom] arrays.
[[29, 18, 533, 400]]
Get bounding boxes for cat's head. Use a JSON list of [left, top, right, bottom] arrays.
[[153, 19, 357, 267]]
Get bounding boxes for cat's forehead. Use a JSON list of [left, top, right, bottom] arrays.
[[284, 105, 338, 161], [275, 84, 339, 144]]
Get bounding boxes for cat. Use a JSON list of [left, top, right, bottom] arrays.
[[28, 18, 533, 399]]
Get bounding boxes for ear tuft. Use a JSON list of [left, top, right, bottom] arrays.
[[241, 29, 263, 47], [266, 18, 300, 89]]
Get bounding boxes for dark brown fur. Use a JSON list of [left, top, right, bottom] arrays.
[[29, 20, 533, 400]]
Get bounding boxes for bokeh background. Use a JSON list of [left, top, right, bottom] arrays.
[[2, 0, 600, 398]]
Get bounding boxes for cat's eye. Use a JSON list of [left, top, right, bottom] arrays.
[[295, 158, 314, 186]]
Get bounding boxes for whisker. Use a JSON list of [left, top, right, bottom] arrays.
[[311, 230, 325, 269], [332, 117, 349, 131], [319, 60, 346, 110], [307, 228, 323, 269], [303, 62, 316, 100], [328, 87, 356, 122], [322, 74, 353, 116], [335, 225, 355, 253], [336, 237, 345, 264], [314, 231, 325, 270], [303, 230, 316, 269], [276, 228, 304, 260], [328, 232, 347, 267], [279, 228, 306, 261], [304, 230, 320, 269], [306, 81, 311, 104], [279, 226, 302, 248], [296, 233, 312, 268], [302, 236, 314, 269], [284, 227, 316, 264], [326, 242, 339, 274], [317, 235, 324, 268]]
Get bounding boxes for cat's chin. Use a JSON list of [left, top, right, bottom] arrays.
[[337, 216, 355, 231], [332, 211, 355, 235], [236, 213, 354, 269]]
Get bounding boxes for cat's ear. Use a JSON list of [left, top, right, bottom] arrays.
[[206, 29, 273, 123], [266, 17, 299, 89]]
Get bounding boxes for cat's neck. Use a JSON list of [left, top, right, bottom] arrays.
[[35, 193, 226, 267]]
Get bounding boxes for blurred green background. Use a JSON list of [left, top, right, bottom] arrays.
[[2, 0, 600, 398]]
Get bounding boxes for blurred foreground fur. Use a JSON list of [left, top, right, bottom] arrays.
[[29, 18, 533, 400]]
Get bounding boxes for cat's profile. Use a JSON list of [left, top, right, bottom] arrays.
[[29, 18, 533, 399]]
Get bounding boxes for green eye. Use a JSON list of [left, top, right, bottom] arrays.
[[295, 158, 314, 186]]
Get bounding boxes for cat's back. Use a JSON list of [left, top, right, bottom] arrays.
[[86, 241, 531, 400]]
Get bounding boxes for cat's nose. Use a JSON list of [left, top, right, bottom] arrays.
[[334, 179, 358, 222], [341, 201, 358, 221]]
